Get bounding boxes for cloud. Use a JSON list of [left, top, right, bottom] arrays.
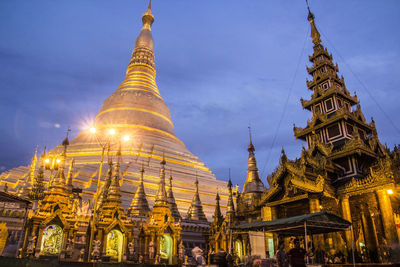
[[346, 53, 396, 73]]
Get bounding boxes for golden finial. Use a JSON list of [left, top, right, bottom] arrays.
[[142, 0, 154, 29], [228, 168, 232, 188], [134, 0, 155, 50], [161, 152, 166, 165], [248, 126, 255, 152], [306, 0, 321, 45], [140, 162, 145, 173], [248, 125, 253, 144]]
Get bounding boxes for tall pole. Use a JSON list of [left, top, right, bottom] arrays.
[[87, 145, 106, 261], [304, 221, 309, 264], [351, 225, 355, 267], [229, 230, 232, 254]]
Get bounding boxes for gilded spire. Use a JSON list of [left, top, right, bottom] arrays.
[[212, 190, 223, 226], [242, 132, 265, 194], [154, 154, 168, 207], [29, 148, 46, 200], [134, 0, 155, 50], [100, 144, 126, 220], [49, 135, 69, 193], [66, 158, 75, 192], [16, 174, 31, 199], [167, 171, 181, 220], [185, 176, 207, 221], [307, 3, 321, 45], [128, 164, 151, 217], [108, 145, 122, 200], [29, 147, 37, 184], [97, 158, 113, 211], [226, 175, 235, 215], [17, 149, 37, 198]]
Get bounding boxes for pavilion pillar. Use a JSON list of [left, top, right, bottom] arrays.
[[340, 196, 353, 252], [271, 206, 279, 251], [376, 189, 398, 245], [144, 235, 149, 260], [34, 224, 42, 258], [309, 196, 324, 251], [360, 205, 378, 261]]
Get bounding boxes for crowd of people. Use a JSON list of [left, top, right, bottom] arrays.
[[186, 238, 400, 266]]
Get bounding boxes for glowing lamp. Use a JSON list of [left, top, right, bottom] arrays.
[[56, 159, 61, 164], [44, 158, 50, 163], [89, 127, 96, 134], [123, 135, 130, 142], [109, 129, 116, 135], [387, 189, 394, 195]]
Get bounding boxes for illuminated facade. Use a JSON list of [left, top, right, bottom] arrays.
[[19, 134, 208, 263], [210, 8, 400, 264]]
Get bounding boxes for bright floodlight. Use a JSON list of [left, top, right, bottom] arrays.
[[387, 189, 394, 195], [123, 135, 130, 142], [109, 129, 116, 135], [56, 159, 61, 163], [89, 127, 96, 134], [44, 158, 50, 163]]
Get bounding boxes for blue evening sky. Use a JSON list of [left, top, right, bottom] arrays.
[[1, 0, 399, 188]]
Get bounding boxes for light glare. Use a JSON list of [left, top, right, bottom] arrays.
[[89, 127, 96, 134], [123, 135, 130, 141], [387, 189, 394, 195], [109, 129, 116, 135]]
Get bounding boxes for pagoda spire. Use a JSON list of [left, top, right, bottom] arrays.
[[212, 190, 223, 226], [185, 176, 207, 221], [49, 134, 69, 193], [66, 158, 75, 192], [167, 170, 181, 220], [154, 154, 168, 207], [226, 174, 235, 217], [100, 144, 126, 220], [97, 158, 113, 211], [17, 149, 37, 198], [35, 135, 72, 215], [306, 3, 321, 45], [29, 148, 46, 201], [16, 174, 31, 199], [29, 147, 38, 184], [107, 145, 122, 203], [128, 164, 151, 217], [242, 131, 264, 194], [134, 0, 155, 50], [293, 6, 379, 182]]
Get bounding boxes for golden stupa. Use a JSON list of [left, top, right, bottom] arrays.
[[0, 3, 228, 219]]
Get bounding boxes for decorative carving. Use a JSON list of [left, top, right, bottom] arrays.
[[148, 239, 155, 259], [91, 239, 101, 260]]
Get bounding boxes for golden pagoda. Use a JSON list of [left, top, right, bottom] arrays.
[[0, 1, 228, 219]]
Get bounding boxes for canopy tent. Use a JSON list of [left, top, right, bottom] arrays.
[[231, 210, 351, 235], [230, 211, 355, 266]]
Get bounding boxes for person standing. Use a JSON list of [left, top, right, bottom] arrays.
[[275, 242, 289, 267], [288, 239, 307, 267]]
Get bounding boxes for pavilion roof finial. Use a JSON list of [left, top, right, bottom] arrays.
[[306, 0, 321, 45], [248, 125, 255, 152]]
